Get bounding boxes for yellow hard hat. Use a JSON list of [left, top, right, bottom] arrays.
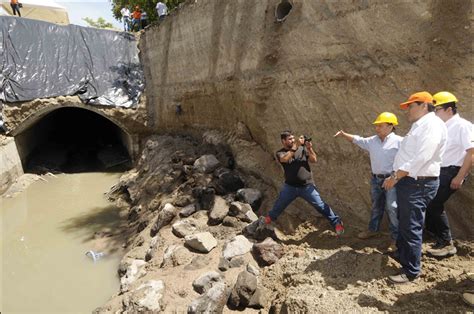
[[373, 112, 398, 126], [433, 91, 458, 106]]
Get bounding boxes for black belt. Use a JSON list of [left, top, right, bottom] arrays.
[[441, 166, 461, 170], [415, 176, 437, 180], [372, 173, 391, 179]]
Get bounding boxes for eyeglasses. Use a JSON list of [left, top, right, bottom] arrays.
[[434, 106, 445, 112]]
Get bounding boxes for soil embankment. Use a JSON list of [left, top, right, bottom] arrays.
[[140, 0, 473, 238]]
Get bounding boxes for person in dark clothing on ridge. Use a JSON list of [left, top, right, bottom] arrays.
[[264, 130, 344, 236]]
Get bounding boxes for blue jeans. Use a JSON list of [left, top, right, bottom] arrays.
[[123, 17, 130, 31], [368, 177, 399, 240], [396, 177, 439, 278], [268, 183, 341, 226]]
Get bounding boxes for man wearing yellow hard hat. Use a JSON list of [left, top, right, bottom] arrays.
[[425, 92, 473, 258], [334, 112, 402, 252], [382, 91, 447, 284]]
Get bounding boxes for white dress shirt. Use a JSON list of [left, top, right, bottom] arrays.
[[393, 112, 447, 178], [156, 2, 168, 16], [441, 114, 474, 167], [353, 132, 403, 175]]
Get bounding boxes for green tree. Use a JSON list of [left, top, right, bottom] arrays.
[[83, 17, 115, 29], [111, 0, 185, 24]]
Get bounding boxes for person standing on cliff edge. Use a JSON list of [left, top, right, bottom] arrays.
[[264, 130, 345, 236], [383, 91, 447, 284]]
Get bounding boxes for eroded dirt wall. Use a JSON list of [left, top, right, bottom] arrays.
[[141, 0, 473, 238]]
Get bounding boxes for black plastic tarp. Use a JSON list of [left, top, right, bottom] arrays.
[[0, 16, 143, 108]]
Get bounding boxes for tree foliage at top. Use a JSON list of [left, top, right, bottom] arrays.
[[110, 0, 185, 24], [83, 17, 115, 29]]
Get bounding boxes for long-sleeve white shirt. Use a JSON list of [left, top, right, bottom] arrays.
[[441, 114, 474, 167], [393, 112, 447, 178]]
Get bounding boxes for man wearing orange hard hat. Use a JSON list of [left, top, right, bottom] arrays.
[[382, 91, 447, 284], [424, 92, 473, 258], [334, 112, 402, 252]]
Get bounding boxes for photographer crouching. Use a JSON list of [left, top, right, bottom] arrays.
[[264, 130, 345, 236]]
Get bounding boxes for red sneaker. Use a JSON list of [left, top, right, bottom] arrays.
[[335, 222, 344, 236], [264, 215, 272, 225]]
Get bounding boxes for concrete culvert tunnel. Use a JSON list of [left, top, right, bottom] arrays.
[[275, 0, 293, 22], [14, 107, 132, 173]]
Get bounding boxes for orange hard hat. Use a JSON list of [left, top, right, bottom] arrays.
[[399, 91, 433, 110]]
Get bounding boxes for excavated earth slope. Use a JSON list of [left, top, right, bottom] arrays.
[[140, 0, 473, 238]]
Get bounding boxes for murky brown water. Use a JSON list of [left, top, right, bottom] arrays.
[[1, 173, 124, 313]]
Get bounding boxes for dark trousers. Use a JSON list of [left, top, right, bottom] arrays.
[[11, 4, 21, 17], [425, 166, 460, 244], [268, 183, 341, 227], [396, 177, 439, 278]]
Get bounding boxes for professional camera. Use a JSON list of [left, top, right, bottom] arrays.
[[303, 135, 312, 143]]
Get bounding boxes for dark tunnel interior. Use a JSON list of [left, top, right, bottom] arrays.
[[16, 107, 132, 174]]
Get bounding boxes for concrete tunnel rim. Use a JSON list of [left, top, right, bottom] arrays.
[[7, 103, 134, 138]]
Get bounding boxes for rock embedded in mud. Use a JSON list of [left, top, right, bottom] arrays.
[[150, 203, 177, 237], [174, 194, 194, 207], [236, 188, 263, 211], [185, 232, 218, 253], [188, 282, 230, 314], [208, 196, 230, 225], [222, 216, 245, 229], [192, 271, 223, 294], [161, 245, 193, 268], [228, 270, 258, 308], [184, 256, 210, 271], [252, 237, 284, 266], [223, 235, 253, 260], [218, 257, 230, 271], [193, 154, 221, 173], [172, 218, 199, 238]]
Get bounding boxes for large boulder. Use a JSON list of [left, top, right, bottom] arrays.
[[208, 196, 230, 225], [188, 282, 230, 314], [150, 203, 177, 237], [236, 188, 263, 211], [228, 270, 258, 308], [252, 237, 284, 266], [144, 236, 160, 262], [222, 235, 253, 260], [185, 232, 218, 253], [194, 154, 220, 173]]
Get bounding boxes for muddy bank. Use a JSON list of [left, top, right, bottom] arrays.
[[97, 134, 474, 313]]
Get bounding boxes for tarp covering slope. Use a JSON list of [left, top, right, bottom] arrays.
[[0, 16, 143, 108]]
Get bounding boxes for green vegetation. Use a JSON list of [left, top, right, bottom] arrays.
[[82, 17, 115, 29]]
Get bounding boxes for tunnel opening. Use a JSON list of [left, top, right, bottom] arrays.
[[275, 0, 293, 22], [15, 107, 132, 174]]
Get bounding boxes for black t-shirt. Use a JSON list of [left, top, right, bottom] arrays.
[[276, 146, 314, 187]]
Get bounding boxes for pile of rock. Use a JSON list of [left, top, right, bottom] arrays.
[[99, 136, 284, 313]]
